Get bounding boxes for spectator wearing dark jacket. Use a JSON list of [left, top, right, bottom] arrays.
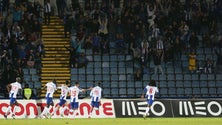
[[153, 49, 164, 75], [214, 47, 222, 73]]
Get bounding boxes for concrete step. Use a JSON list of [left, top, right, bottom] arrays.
[[43, 38, 69, 41], [42, 25, 64, 29], [42, 57, 69, 61], [44, 47, 68, 51], [42, 29, 65, 32], [42, 63, 69, 67], [41, 67, 70, 71], [41, 31, 69, 35], [42, 60, 69, 64], [44, 54, 69, 58], [41, 74, 70, 77], [44, 50, 70, 54], [42, 34, 66, 38]]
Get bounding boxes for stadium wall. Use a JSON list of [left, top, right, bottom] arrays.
[[0, 99, 221, 119]]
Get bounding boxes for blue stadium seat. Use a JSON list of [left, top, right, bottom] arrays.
[[102, 82, 110, 88], [191, 74, 199, 81], [110, 55, 118, 61], [119, 74, 126, 81], [118, 62, 125, 67], [208, 81, 216, 88], [126, 67, 133, 73], [135, 81, 143, 88], [168, 88, 176, 95], [207, 74, 215, 81], [127, 81, 135, 88], [111, 88, 119, 97], [94, 68, 102, 74], [103, 88, 111, 97], [175, 81, 184, 88], [167, 81, 175, 88], [201, 88, 209, 95], [86, 68, 94, 74], [127, 88, 135, 97], [110, 67, 118, 74], [87, 62, 94, 68], [110, 62, 118, 67], [184, 74, 191, 81], [193, 88, 201, 95], [102, 62, 109, 68], [86, 75, 94, 81], [111, 81, 118, 88], [71, 68, 77, 74], [23, 68, 29, 75], [183, 81, 192, 88], [175, 74, 183, 81], [216, 74, 222, 81], [200, 74, 207, 81], [167, 74, 175, 81], [191, 80, 200, 88], [215, 81, 222, 88], [200, 81, 208, 88], [209, 88, 217, 95], [78, 75, 86, 81], [118, 67, 126, 74], [78, 68, 85, 74], [95, 75, 102, 81], [184, 88, 192, 97], [30, 68, 37, 75], [118, 55, 125, 61], [102, 74, 110, 81], [24, 75, 31, 82], [119, 88, 127, 97], [34, 82, 42, 89], [119, 82, 127, 88], [111, 75, 118, 81], [71, 74, 78, 81], [102, 55, 110, 61], [159, 88, 168, 97], [177, 88, 185, 96], [94, 55, 101, 61], [32, 75, 39, 82], [102, 67, 110, 74]]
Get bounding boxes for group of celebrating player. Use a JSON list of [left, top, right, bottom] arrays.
[[3, 77, 102, 119], [3, 77, 158, 119]]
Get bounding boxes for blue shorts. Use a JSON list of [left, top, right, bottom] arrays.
[[70, 102, 79, 109], [46, 97, 53, 105], [59, 99, 66, 106], [91, 101, 100, 108], [10, 97, 17, 105], [147, 99, 154, 105]]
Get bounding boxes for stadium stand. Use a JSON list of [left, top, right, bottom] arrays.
[[0, 0, 222, 99]]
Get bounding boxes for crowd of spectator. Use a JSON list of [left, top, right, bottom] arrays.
[[0, 0, 44, 95], [62, 0, 222, 77]]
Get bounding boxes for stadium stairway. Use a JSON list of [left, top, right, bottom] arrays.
[[40, 16, 70, 98]]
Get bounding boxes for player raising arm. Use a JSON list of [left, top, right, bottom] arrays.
[[88, 82, 102, 118], [51, 80, 70, 117], [69, 82, 88, 119], [141, 79, 159, 118], [4, 77, 22, 119], [39, 79, 57, 118]]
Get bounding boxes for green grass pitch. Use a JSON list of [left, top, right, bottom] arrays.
[[1, 118, 222, 125]]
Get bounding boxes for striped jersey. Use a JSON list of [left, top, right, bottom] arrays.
[[9, 82, 22, 98], [45, 82, 57, 98], [144, 85, 158, 100], [58, 84, 69, 100], [90, 86, 102, 102], [69, 86, 83, 103]]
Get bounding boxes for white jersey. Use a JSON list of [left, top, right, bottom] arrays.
[[9, 82, 22, 98], [58, 84, 69, 100], [90, 86, 102, 102], [144, 85, 158, 100], [69, 86, 83, 103], [45, 82, 57, 98]]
